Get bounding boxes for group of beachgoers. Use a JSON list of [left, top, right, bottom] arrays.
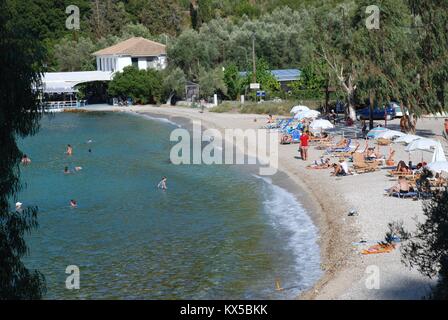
[[18, 140, 169, 211], [268, 114, 448, 199]]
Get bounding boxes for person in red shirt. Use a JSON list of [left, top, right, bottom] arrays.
[[299, 130, 310, 161]]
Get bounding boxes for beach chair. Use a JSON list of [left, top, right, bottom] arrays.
[[291, 130, 301, 144], [279, 119, 293, 132], [352, 153, 379, 173], [387, 170, 415, 178], [390, 191, 419, 199], [325, 138, 352, 154]]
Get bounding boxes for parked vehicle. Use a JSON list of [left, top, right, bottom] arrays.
[[356, 105, 396, 120], [390, 101, 408, 118]]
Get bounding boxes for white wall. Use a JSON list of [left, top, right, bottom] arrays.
[[138, 58, 147, 70], [116, 56, 132, 72], [97, 55, 167, 72]]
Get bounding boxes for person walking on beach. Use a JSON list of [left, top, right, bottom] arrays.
[[157, 177, 167, 190], [66, 144, 73, 156], [299, 131, 310, 161]]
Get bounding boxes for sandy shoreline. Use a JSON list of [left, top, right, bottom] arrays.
[[78, 104, 445, 299]]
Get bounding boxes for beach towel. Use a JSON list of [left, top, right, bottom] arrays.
[[361, 243, 395, 255]]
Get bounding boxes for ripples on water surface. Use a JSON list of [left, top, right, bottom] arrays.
[[18, 112, 322, 299]]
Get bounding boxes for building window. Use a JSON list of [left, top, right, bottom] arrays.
[[132, 58, 138, 68]]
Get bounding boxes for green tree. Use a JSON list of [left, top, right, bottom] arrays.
[[223, 63, 245, 100], [127, 0, 182, 36], [53, 36, 96, 71], [198, 66, 227, 99], [351, 0, 414, 129], [1, 0, 47, 299], [90, 0, 129, 39], [290, 61, 327, 100], [161, 67, 187, 104], [108, 66, 163, 104], [245, 59, 281, 98], [387, 188, 448, 299]]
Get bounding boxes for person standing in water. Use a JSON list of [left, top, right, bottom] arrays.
[[157, 177, 167, 190], [21, 154, 31, 165], [66, 144, 73, 156]]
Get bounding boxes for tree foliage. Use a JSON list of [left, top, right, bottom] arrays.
[[223, 63, 246, 100], [108, 66, 163, 104], [1, 0, 47, 299], [387, 187, 448, 299], [198, 66, 227, 99]]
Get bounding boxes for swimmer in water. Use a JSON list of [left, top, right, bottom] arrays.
[[157, 177, 167, 190], [66, 144, 73, 156], [21, 154, 31, 165], [64, 166, 71, 174], [88, 148, 92, 153], [74, 166, 82, 171], [70, 199, 77, 208], [15, 202, 23, 212]]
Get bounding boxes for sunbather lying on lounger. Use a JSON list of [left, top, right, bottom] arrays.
[[364, 145, 384, 161], [307, 157, 331, 169], [396, 160, 412, 174], [387, 176, 412, 196]]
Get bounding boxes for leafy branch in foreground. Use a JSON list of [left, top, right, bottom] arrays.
[[386, 188, 448, 299], [0, 0, 47, 299]]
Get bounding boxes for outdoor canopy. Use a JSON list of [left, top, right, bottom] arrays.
[[366, 127, 388, 139], [405, 138, 439, 152], [290, 105, 310, 114], [294, 109, 320, 120], [426, 161, 448, 174], [309, 119, 334, 131], [431, 141, 447, 163], [394, 134, 421, 144], [374, 130, 406, 140]]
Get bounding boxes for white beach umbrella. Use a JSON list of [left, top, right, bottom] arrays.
[[426, 161, 448, 174], [405, 138, 439, 152], [375, 130, 406, 140], [290, 105, 310, 114], [310, 119, 334, 131], [294, 109, 320, 120], [366, 127, 388, 139], [431, 141, 447, 163], [394, 134, 421, 144]]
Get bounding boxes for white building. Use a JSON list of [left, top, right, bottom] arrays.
[[92, 37, 167, 73]]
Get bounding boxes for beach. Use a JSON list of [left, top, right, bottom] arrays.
[[79, 104, 446, 299]]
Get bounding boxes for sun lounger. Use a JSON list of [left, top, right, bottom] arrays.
[[352, 153, 379, 173], [390, 191, 418, 199], [387, 170, 415, 177], [325, 139, 352, 154], [291, 130, 301, 143]]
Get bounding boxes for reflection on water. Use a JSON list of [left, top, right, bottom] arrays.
[[18, 112, 321, 299]]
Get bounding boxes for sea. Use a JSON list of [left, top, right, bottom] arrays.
[[17, 111, 322, 299]]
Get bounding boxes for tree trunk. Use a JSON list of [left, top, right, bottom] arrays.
[[347, 93, 356, 121], [166, 92, 174, 105], [369, 91, 374, 130], [407, 112, 417, 134]]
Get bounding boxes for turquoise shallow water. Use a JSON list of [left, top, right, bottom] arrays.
[[17, 112, 322, 299]]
